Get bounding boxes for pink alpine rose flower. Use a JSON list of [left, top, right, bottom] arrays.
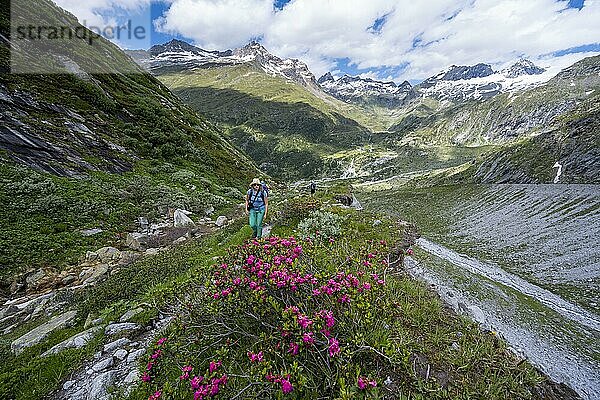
[[328, 337, 340, 357], [247, 351, 264, 363], [281, 378, 294, 394], [148, 390, 162, 400], [302, 332, 315, 345], [209, 360, 222, 373], [358, 376, 367, 390], [141, 372, 151, 382], [190, 375, 204, 390], [288, 341, 299, 356]]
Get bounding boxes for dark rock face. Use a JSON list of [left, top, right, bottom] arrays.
[[334, 194, 353, 206], [471, 112, 600, 184], [532, 380, 582, 400], [441, 63, 494, 81], [503, 59, 545, 78], [0, 85, 132, 177], [317, 72, 334, 84]]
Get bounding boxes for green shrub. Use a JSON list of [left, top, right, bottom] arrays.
[[298, 210, 343, 240], [272, 196, 321, 227], [170, 169, 197, 185]]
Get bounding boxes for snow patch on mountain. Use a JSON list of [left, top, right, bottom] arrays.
[[416, 60, 553, 101], [131, 40, 319, 90], [318, 74, 415, 108]]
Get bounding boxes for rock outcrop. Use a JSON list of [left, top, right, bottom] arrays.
[[55, 312, 173, 400], [11, 310, 78, 354], [42, 326, 103, 357]]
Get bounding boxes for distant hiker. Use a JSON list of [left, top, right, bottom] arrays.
[[309, 181, 316, 196], [246, 178, 268, 239]]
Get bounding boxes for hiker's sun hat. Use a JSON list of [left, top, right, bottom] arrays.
[[250, 178, 261, 187]]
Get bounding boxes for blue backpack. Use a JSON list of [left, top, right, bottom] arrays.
[[261, 182, 270, 197]]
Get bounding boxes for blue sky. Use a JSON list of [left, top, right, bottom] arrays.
[[56, 0, 600, 82]]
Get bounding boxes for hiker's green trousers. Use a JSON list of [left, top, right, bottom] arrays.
[[249, 209, 265, 239]]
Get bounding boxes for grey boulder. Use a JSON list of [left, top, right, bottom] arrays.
[[88, 370, 117, 400], [41, 326, 102, 356], [104, 322, 139, 335], [11, 310, 77, 354]]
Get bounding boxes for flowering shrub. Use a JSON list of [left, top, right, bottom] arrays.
[[141, 336, 228, 400], [138, 234, 394, 398], [298, 210, 343, 240], [130, 209, 544, 400], [272, 196, 322, 225]]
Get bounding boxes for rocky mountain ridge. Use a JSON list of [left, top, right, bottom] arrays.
[[318, 73, 416, 108], [317, 59, 549, 105], [137, 40, 554, 106], [130, 40, 320, 91], [414, 59, 549, 102]]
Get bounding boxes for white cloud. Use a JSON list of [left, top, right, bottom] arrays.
[[54, 0, 152, 27], [155, 0, 274, 50], [56, 0, 600, 82], [385, 0, 600, 80]]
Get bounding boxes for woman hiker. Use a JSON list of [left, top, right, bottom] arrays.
[[246, 178, 268, 239]]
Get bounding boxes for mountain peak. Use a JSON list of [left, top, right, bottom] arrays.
[[166, 38, 191, 47], [317, 72, 335, 84], [236, 41, 271, 58], [148, 39, 233, 58], [318, 73, 414, 108], [149, 39, 201, 56], [230, 42, 320, 89], [502, 59, 545, 78], [441, 63, 494, 81]]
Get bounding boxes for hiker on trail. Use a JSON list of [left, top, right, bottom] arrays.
[[246, 178, 268, 239], [309, 181, 316, 196]]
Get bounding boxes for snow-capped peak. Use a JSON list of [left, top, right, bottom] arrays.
[[416, 60, 554, 102], [501, 59, 545, 78], [149, 39, 231, 58], [134, 40, 319, 90], [232, 41, 272, 61], [318, 73, 415, 108], [231, 42, 318, 89]]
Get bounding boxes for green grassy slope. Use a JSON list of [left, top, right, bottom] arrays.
[[155, 65, 384, 179], [157, 64, 399, 132], [0, 0, 258, 278]]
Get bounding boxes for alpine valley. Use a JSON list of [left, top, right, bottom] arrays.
[[129, 38, 599, 184], [1, 1, 599, 399]]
